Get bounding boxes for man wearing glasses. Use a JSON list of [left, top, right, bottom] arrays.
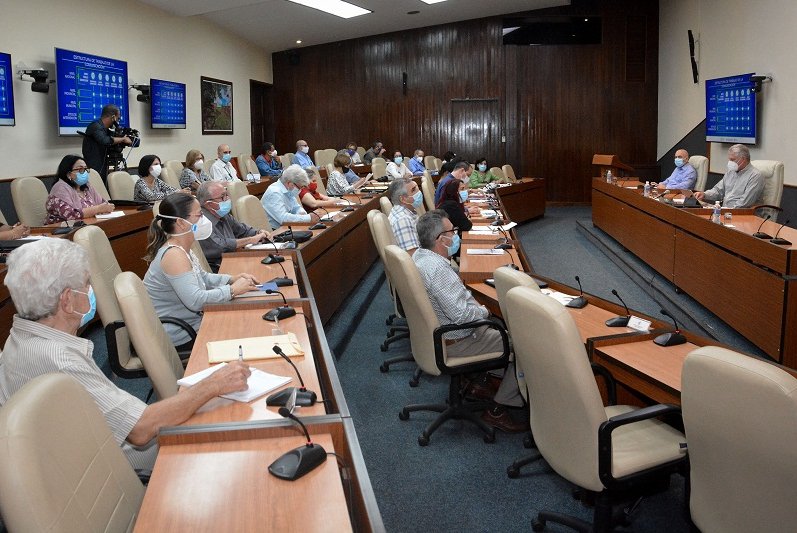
[[197, 181, 270, 272], [413, 210, 527, 433], [210, 144, 240, 182]]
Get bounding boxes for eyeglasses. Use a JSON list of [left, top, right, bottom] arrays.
[[211, 193, 230, 202], [222, 151, 232, 154], [437, 228, 458, 238], [71, 166, 88, 173]]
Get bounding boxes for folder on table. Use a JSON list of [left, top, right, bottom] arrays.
[[207, 333, 305, 363]]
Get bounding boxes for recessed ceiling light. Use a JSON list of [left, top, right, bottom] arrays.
[[296, 40, 302, 44], [286, 0, 371, 19], [420, 0, 447, 4]]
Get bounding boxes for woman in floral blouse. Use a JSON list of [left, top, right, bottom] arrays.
[[134, 154, 178, 202], [45, 154, 114, 224], [180, 149, 213, 191]]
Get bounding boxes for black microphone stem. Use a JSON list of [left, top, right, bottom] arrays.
[[273, 345, 306, 388]]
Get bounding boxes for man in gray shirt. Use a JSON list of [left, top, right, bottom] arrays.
[[695, 144, 763, 208]]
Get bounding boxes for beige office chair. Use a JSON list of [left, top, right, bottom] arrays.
[[235, 195, 272, 231], [372, 160, 387, 180], [226, 179, 249, 219], [356, 146, 366, 160], [682, 346, 797, 533], [424, 155, 437, 170], [501, 164, 518, 183], [421, 175, 436, 211], [205, 158, 218, 175], [281, 153, 294, 166], [165, 160, 185, 187], [151, 202, 212, 273], [314, 149, 331, 169], [751, 160, 785, 216], [0, 374, 145, 533], [114, 271, 186, 400], [379, 196, 392, 217], [0, 209, 7, 225], [687, 155, 708, 191], [239, 153, 258, 176], [108, 171, 136, 201], [325, 163, 335, 181], [384, 245, 511, 445], [325, 148, 338, 166], [490, 166, 508, 183], [504, 286, 687, 531], [10, 177, 48, 226], [88, 168, 111, 200], [372, 157, 386, 168], [312, 169, 327, 196], [434, 157, 443, 171]]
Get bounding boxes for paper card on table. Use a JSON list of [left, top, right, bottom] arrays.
[[207, 333, 305, 363], [466, 248, 505, 255], [499, 222, 518, 231], [470, 225, 497, 233], [95, 211, 125, 219], [541, 289, 576, 306], [176, 363, 293, 403], [627, 316, 651, 332], [245, 241, 293, 250], [320, 211, 340, 221], [235, 281, 280, 299], [479, 210, 498, 218]]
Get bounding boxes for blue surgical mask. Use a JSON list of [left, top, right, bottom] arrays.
[[348, 149, 355, 156], [215, 199, 232, 217], [394, 157, 403, 165], [459, 190, 468, 203], [446, 233, 461, 257], [74, 170, 89, 186], [478, 164, 487, 172], [674, 158, 684, 168], [222, 153, 232, 163], [72, 287, 96, 327], [411, 190, 424, 209]]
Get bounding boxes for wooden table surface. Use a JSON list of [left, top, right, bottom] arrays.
[[458, 243, 522, 283], [219, 254, 301, 299]]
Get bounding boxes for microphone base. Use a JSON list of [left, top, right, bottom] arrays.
[[490, 219, 505, 226], [309, 223, 327, 230], [753, 232, 773, 239], [340, 206, 355, 212], [771, 238, 792, 246], [262, 254, 285, 265], [494, 243, 513, 250], [605, 315, 630, 327], [263, 306, 297, 322], [653, 332, 687, 347], [267, 387, 317, 407], [268, 276, 294, 287], [566, 296, 588, 309], [268, 443, 327, 481]]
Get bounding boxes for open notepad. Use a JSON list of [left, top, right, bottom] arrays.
[[95, 211, 126, 219], [207, 332, 305, 363], [465, 248, 505, 256], [177, 363, 292, 403]]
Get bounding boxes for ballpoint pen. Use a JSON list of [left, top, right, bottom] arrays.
[[239, 344, 243, 362]]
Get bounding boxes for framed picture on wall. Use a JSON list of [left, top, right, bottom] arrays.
[[200, 76, 233, 135]]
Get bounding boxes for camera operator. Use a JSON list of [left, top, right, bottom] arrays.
[[82, 104, 133, 180]]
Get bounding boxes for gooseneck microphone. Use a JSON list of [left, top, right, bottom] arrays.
[[261, 237, 285, 265], [338, 195, 357, 212], [268, 401, 327, 480], [653, 309, 687, 347], [263, 252, 294, 287], [266, 345, 317, 407], [262, 289, 297, 321], [566, 275, 588, 309], [753, 214, 773, 239], [309, 206, 328, 230], [605, 289, 631, 327], [771, 219, 792, 246], [494, 226, 513, 250]]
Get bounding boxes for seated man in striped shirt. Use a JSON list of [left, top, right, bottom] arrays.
[[0, 238, 251, 470], [387, 178, 424, 255]]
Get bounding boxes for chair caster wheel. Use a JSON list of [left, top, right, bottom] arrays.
[[523, 434, 535, 449], [380, 343, 388, 352], [418, 435, 429, 446], [532, 518, 545, 531], [483, 432, 496, 444], [398, 410, 409, 421], [409, 378, 419, 387], [507, 465, 519, 478], [379, 363, 389, 373]]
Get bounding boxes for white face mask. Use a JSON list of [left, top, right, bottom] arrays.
[[270, 150, 278, 157], [194, 160, 204, 170], [150, 164, 162, 178], [162, 214, 213, 241], [416, 156, 423, 163], [301, 146, 310, 154], [727, 160, 739, 173]]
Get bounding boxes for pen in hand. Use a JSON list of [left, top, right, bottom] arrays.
[[239, 344, 243, 363]]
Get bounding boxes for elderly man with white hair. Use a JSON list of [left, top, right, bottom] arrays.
[[694, 144, 763, 208], [0, 238, 251, 470], [261, 164, 321, 229]]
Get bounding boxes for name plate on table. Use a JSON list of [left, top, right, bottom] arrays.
[[627, 316, 651, 332], [466, 248, 505, 256]]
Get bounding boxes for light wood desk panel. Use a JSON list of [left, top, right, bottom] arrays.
[[458, 244, 522, 283], [219, 253, 301, 299]]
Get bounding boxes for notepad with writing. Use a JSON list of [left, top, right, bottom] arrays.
[[207, 333, 304, 363], [176, 363, 292, 403]]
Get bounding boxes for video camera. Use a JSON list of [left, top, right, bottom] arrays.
[[109, 125, 141, 153]]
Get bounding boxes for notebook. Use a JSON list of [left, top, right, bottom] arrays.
[[177, 363, 292, 403]]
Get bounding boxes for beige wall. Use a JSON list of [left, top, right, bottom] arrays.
[[659, 0, 796, 183], [0, 0, 272, 179]]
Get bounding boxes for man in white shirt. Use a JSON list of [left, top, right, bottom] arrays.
[[210, 144, 240, 181], [262, 164, 321, 229], [694, 144, 763, 208]]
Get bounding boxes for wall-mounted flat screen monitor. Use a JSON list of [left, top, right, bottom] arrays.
[[55, 47, 129, 136], [151, 78, 186, 129], [0, 52, 15, 126], [706, 73, 756, 144]]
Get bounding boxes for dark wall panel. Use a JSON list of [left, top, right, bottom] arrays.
[[272, 0, 659, 203]]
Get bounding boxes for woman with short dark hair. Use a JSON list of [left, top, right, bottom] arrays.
[[134, 154, 177, 202], [45, 154, 114, 224]]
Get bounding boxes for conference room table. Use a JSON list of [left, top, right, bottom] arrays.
[[494, 178, 546, 223]]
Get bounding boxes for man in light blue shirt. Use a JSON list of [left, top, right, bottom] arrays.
[[293, 139, 315, 170], [408, 149, 427, 176], [657, 148, 697, 190], [262, 164, 318, 229]]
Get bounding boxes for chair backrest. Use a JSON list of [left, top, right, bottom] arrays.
[[383, 245, 442, 376], [226, 180, 249, 219], [314, 149, 331, 168], [504, 286, 608, 492], [0, 374, 145, 532], [325, 148, 338, 166], [281, 153, 294, 166], [682, 346, 797, 532], [379, 196, 392, 217], [372, 157, 386, 167], [751, 159, 785, 208], [372, 160, 387, 180], [239, 153, 258, 176], [501, 164, 518, 182], [10, 177, 48, 226], [421, 175, 435, 211], [205, 158, 218, 174], [88, 168, 111, 200], [687, 155, 708, 192], [73, 226, 136, 371], [356, 146, 366, 159], [108, 171, 136, 201], [325, 163, 335, 180], [0, 208, 7, 225], [424, 155, 437, 170], [313, 169, 327, 196], [236, 195, 272, 231], [368, 210, 397, 268], [114, 271, 184, 399], [489, 166, 507, 182], [161, 161, 183, 189], [434, 157, 443, 170]]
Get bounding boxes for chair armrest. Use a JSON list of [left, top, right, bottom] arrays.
[[432, 318, 510, 373], [591, 362, 617, 406], [598, 404, 683, 485], [159, 316, 198, 345]]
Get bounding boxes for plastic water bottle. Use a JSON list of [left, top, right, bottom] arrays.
[[643, 181, 651, 197], [712, 201, 721, 224], [606, 170, 613, 184]]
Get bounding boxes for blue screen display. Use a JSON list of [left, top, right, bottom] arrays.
[[151, 78, 186, 129], [55, 47, 129, 136], [706, 73, 756, 144], [0, 52, 15, 126]]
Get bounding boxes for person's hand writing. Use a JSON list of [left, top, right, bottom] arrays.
[[209, 361, 251, 395]]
